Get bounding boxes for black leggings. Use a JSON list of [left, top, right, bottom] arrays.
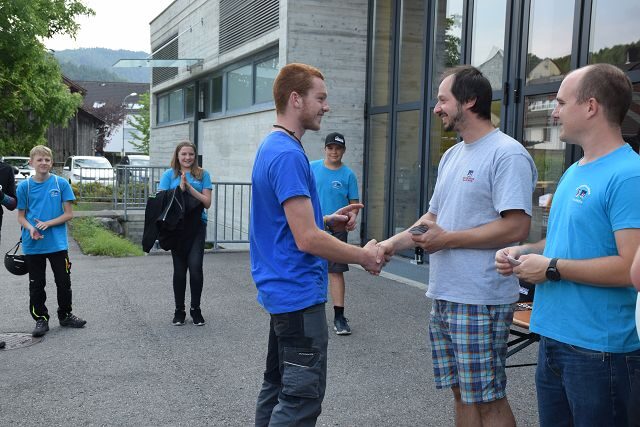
[[170, 222, 206, 310], [24, 250, 73, 321]]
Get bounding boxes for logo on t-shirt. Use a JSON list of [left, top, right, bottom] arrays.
[[573, 184, 591, 204], [50, 189, 60, 198], [462, 170, 475, 182], [331, 180, 343, 190]]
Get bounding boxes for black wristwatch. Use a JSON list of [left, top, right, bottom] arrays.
[[545, 258, 561, 282]]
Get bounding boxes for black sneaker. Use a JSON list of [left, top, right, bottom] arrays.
[[59, 313, 86, 328], [333, 315, 351, 335], [172, 309, 186, 326], [33, 319, 50, 337], [190, 308, 205, 326], [0, 341, 5, 349]]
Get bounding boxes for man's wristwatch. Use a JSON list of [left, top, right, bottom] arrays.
[[545, 258, 561, 282]]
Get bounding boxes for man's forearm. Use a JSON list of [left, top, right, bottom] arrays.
[[298, 227, 367, 265], [556, 256, 634, 287], [443, 213, 530, 250]]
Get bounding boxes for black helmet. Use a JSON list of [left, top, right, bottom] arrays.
[[4, 241, 28, 276]]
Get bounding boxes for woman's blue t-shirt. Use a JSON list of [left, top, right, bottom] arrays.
[[158, 168, 212, 223]]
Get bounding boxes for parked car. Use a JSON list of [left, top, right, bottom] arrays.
[[61, 156, 115, 185], [117, 154, 150, 183], [1, 156, 34, 182]]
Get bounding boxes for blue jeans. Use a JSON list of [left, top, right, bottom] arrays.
[[536, 336, 640, 427]]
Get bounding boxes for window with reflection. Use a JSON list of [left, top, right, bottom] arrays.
[[185, 85, 195, 117], [227, 64, 253, 111], [168, 89, 184, 122], [255, 56, 279, 104], [393, 110, 421, 233], [471, 0, 507, 90], [589, 0, 640, 69], [211, 75, 223, 113], [158, 95, 169, 123], [431, 0, 463, 99], [525, 0, 574, 85], [371, 0, 393, 107], [398, 0, 425, 104], [523, 94, 564, 241], [366, 114, 390, 241]]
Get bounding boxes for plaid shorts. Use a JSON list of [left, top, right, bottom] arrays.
[[429, 299, 514, 404]]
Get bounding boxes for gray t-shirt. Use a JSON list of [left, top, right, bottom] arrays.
[[427, 129, 537, 305]]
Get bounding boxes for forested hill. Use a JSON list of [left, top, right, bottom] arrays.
[[54, 48, 151, 83]]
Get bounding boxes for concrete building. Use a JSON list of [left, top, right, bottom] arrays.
[[148, 0, 640, 252]]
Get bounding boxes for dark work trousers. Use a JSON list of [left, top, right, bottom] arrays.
[[255, 303, 328, 427], [24, 250, 73, 321], [170, 221, 206, 310]]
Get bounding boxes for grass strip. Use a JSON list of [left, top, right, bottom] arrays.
[[70, 217, 144, 257]]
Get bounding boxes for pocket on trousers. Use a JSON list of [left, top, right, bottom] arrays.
[[282, 347, 321, 398], [626, 355, 640, 387]]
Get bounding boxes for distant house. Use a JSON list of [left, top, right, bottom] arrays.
[[75, 81, 149, 162], [46, 76, 105, 164]]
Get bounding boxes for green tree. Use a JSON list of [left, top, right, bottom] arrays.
[[0, 0, 93, 154], [127, 92, 150, 154]]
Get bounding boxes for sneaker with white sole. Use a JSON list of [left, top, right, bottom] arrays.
[[190, 308, 205, 326], [333, 315, 351, 335], [172, 309, 186, 326]]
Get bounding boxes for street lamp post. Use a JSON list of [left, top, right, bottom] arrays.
[[121, 92, 137, 159]]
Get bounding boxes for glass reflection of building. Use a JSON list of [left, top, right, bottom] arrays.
[[364, 0, 640, 247]]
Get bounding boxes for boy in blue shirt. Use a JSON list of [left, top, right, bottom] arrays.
[[310, 132, 360, 335], [16, 145, 86, 337]]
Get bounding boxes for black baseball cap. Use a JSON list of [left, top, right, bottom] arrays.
[[325, 132, 346, 147]]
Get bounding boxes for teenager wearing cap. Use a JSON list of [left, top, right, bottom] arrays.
[[310, 132, 360, 335]]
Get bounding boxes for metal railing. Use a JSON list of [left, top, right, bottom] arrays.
[[209, 182, 252, 248], [64, 165, 252, 247], [114, 166, 167, 215]]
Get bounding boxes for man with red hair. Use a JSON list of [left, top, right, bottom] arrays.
[[250, 63, 386, 425]]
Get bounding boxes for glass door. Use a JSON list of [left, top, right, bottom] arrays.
[[510, 0, 577, 241]]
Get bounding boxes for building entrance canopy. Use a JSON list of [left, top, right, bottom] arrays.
[[113, 59, 203, 68]]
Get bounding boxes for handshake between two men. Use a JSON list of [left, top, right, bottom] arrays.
[[323, 207, 449, 276]]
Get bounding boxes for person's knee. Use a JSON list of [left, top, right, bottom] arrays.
[[477, 397, 513, 419], [452, 386, 463, 402]]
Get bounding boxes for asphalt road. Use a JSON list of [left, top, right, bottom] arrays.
[[0, 209, 540, 426]]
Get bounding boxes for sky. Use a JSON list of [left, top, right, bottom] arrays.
[[45, 0, 175, 53]]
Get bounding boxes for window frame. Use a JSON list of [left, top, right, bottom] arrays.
[[155, 48, 279, 124]]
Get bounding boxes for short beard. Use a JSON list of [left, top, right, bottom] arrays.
[[444, 104, 464, 132]]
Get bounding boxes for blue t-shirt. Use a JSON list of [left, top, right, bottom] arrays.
[[250, 131, 327, 314], [309, 160, 359, 216], [158, 168, 212, 223], [17, 174, 76, 255], [530, 144, 640, 353]]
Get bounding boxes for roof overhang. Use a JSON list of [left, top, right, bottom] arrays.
[[113, 59, 203, 68]]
